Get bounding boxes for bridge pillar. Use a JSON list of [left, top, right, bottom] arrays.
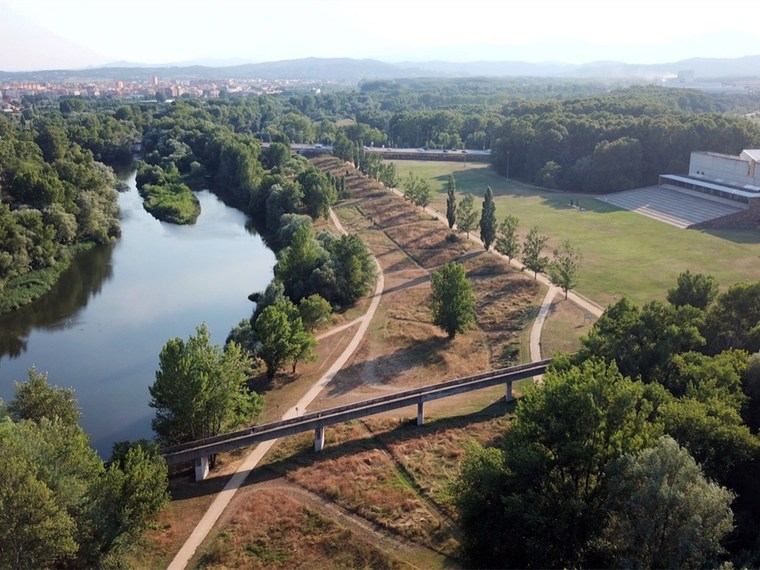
[[314, 426, 325, 452], [417, 401, 424, 426], [505, 381, 513, 403], [194, 456, 209, 482]]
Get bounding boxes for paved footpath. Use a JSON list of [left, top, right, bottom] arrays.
[[169, 186, 607, 568], [167, 209, 384, 570]]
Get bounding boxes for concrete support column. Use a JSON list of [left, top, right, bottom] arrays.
[[194, 456, 209, 482], [417, 401, 424, 426], [505, 381, 513, 403], [314, 426, 325, 452]]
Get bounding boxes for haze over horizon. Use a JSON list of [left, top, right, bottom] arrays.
[[2, 0, 760, 72]]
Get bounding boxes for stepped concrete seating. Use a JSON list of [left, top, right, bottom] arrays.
[[596, 185, 746, 228]]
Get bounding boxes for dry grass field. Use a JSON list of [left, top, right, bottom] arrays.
[[134, 157, 546, 569]]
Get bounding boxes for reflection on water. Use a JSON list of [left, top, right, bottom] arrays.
[[0, 243, 115, 359], [0, 172, 276, 456]]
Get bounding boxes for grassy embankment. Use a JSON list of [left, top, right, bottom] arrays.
[[395, 160, 760, 308], [0, 242, 93, 315], [191, 412, 515, 569], [139, 181, 201, 224], [134, 157, 547, 569]]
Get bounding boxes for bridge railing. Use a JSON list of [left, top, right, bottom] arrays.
[[161, 358, 551, 468]]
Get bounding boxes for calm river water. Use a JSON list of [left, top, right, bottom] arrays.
[[0, 172, 276, 455]]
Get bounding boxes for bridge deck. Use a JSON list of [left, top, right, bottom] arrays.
[[162, 359, 550, 466]]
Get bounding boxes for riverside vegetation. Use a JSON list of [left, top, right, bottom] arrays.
[[4, 80, 760, 568]]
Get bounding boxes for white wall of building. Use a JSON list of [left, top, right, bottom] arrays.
[[690, 151, 760, 187]]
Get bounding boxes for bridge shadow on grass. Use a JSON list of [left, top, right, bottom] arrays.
[[170, 398, 516, 500], [324, 336, 450, 398], [381, 274, 430, 296]]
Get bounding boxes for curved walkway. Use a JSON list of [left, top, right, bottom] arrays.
[[167, 208, 385, 570], [388, 186, 604, 319]]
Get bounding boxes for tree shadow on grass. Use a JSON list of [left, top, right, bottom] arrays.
[[324, 336, 450, 398]]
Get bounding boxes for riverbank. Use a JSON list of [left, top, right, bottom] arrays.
[[0, 242, 95, 315]]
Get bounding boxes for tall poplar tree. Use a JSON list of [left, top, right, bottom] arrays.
[[446, 174, 457, 229], [479, 186, 497, 250]]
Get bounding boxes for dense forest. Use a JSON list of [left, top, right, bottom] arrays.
[[0, 104, 136, 312]]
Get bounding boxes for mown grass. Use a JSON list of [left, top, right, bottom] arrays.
[[541, 298, 596, 356], [393, 160, 760, 307]]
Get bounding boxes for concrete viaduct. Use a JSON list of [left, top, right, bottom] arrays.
[[162, 358, 551, 481]]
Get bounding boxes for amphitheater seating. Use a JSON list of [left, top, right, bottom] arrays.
[[596, 186, 746, 228]]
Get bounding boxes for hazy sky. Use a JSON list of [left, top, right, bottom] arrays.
[[2, 0, 760, 71]]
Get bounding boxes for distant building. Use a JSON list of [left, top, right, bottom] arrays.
[[659, 150, 760, 227]]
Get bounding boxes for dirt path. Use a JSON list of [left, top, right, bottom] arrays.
[[253, 479, 455, 569], [167, 209, 386, 570]]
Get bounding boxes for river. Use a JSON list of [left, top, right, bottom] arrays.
[[0, 172, 276, 456]]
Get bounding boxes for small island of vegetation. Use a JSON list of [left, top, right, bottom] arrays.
[[135, 163, 200, 224]]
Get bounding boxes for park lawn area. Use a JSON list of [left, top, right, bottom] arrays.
[[393, 160, 760, 307]]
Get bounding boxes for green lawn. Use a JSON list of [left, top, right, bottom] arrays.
[[393, 160, 760, 307]]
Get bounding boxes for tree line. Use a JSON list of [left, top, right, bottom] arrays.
[[454, 271, 760, 568], [0, 110, 131, 312]]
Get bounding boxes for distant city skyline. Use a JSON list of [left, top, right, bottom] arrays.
[[2, 0, 760, 72]]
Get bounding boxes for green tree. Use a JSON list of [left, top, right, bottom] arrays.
[[320, 233, 377, 306], [478, 186, 497, 250], [579, 298, 705, 383], [602, 436, 734, 569], [298, 167, 336, 220], [702, 281, 760, 354], [521, 226, 549, 279], [402, 171, 432, 210], [253, 298, 317, 378], [456, 193, 478, 238], [299, 293, 332, 331], [744, 352, 760, 431], [548, 239, 582, 299], [453, 359, 661, 568], [253, 302, 293, 379], [289, 330, 317, 374], [429, 261, 475, 338], [0, 443, 77, 569], [149, 323, 261, 446], [667, 270, 719, 309], [495, 214, 520, 262], [8, 366, 80, 427], [445, 174, 457, 229], [274, 224, 326, 302]]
